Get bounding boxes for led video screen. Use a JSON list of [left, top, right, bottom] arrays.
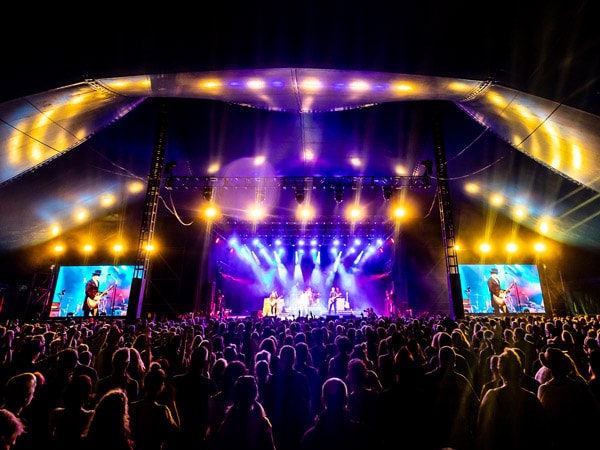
[[49, 265, 135, 318], [458, 264, 545, 314]]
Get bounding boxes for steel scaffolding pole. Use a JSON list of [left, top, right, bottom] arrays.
[[432, 105, 464, 320], [126, 101, 169, 322]]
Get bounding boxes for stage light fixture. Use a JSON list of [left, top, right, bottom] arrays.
[[203, 186, 213, 202], [421, 160, 433, 175], [164, 161, 177, 176], [421, 160, 433, 187], [334, 186, 344, 204], [256, 188, 266, 204], [295, 189, 305, 204], [382, 185, 393, 201]]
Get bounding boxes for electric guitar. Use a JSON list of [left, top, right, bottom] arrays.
[[492, 282, 515, 313], [329, 292, 342, 306], [269, 295, 283, 306], [86, 286, 113, 310]]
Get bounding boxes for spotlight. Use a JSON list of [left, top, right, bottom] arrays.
[[203, 186, 213, 202], [295, 189, 305, 204], [382, 185, 393, 201], [334, 186, 344, 204]]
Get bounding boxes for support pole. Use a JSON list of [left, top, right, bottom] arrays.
[[432, 104, 464, 320], [127, 101, 169, 322]]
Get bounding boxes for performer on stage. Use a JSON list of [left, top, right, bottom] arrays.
[[328, 287, 341, 314], [298, 287, 313, 316], [269, 289, 282, 316], [385, 288, 395, 317], [215, 289, 225, 318]]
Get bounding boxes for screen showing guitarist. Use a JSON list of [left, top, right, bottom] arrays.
[[487, 267, 512, 314], [82, 269, 107, 318]]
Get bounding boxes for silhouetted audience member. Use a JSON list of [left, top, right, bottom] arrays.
[[294, 342, 322, 419], [209, 357, 227, 392], [479, 354, 501, 399], [309, 327, 328, 385], [346, 358, 379, 436], [512, 327, 537, 376], [376, 345, 427, 449], [476, 329, 507, 392], [422, 345, 480, 450], [587, 348, 600, 409], [377, 330, 405, 389], [327, 335, 352, 381], [1, 372, 36, 450], [512, 347, 540, 394], [0, 408, 25, 449], [82, 388, 133, 450], [263, 344, 311, 450], [537, 346, 599, 449], [476, 348, 550, 450], [33, 347, 80, 442], [4, 337, 45, 385], [73, 348, 98, 389], [170, 344, 218, 450], [48, 374, 94, 450], [1, 372, 36, 419], [131, 332, 152, 375], [429, 331, 474, 384], [451, 328, 478, 379], [93, 347, 139, 407], [210, 375, 275, 450], [348, 343, 382, 391], [205, 360, 248, 445], [93, 326, 122, 380], [127, 347, 146, 389], [300, 377, 370, 450], [257, 337, 280, 376], [254, 359, 270, 405], [129, 362, 179, 450]]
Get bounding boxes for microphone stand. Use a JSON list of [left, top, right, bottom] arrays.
[[110, 286, 115, 316], [108, 275, 118, 316], [58, 290, 65, 316], [514, 278, 522, 313]]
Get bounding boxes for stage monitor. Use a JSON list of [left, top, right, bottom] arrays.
[[458, 264, 545, 314], [49, 265, 136, 318]]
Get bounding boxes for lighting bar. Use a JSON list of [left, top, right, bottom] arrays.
[[164, 173, 432, 191]]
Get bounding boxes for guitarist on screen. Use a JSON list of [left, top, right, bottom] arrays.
[[82, 269, 107, 318], [487, 267, 512, 314]]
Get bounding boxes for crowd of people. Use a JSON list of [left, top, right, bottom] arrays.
[[0, 309, 598, 450]]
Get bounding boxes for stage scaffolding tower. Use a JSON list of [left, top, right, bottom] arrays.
[[127, 101, 169, 321], [432, 105, 464, 320]]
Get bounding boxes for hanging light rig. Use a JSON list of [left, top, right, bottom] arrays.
[[163, 166, 433, 243]]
